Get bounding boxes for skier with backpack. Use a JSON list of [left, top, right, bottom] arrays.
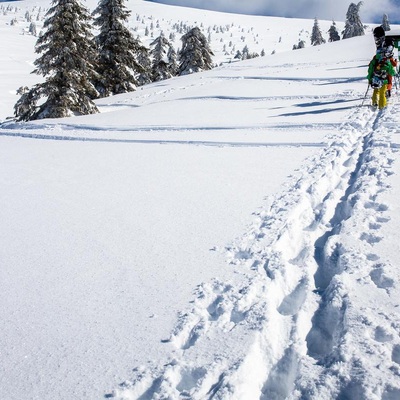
[[367, 50, 396, 109]]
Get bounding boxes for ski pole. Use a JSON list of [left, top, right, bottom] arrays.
[[361, 83, 370, 107]]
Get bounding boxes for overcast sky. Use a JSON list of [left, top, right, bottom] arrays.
[[150, 0, 400, 24]]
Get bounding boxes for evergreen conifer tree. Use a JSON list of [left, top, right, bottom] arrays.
[[292, 39, 305, 50], [178, 26, 214, 76], [242, 45, 250, 59], [311, 18, 326, 46], [167, 46, 178, 76], [136, 43, 152, 86], [150, 33, 175, 81], [14, 86, 41, 122], [382, 14, 390, 31], [342, 2, 365, 39], [29, 21, 37, 36], [14, 0, 99, 121], [93, 0, 145, 96], [328, 21, 340, 42], [234, 49, 242, 59]]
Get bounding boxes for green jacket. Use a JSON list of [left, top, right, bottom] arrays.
[[367, 55, 396, 84]]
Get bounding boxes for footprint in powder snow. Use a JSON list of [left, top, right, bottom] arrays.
[[392, 344, 400, 365], [369, 264, 394, 290], [176, 366, 207, 394], [360, 232, 382, 244], [374, 326, 394, 343], [207, 295, 226, 321], [181, 320, 207, 350], [369, 222, 382, 230], [367, 253, 380, 261], [206, 282, 237, 321], [364, 201, 389, 212], [387, 158, 395, 165], [277, 278, 308, 316], [177, 282, 235, 349]]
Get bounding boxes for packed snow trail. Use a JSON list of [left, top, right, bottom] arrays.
[[108, 94, 400, 399], [297, 104, 400, 399]]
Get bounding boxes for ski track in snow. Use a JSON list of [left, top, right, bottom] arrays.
[[0, 130, 325, 148], [107, 101, 400, 399]]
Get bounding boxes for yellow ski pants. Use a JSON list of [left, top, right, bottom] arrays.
[[372, 84, 388, 109]]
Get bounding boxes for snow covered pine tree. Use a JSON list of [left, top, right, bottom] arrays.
[[311, 18, 326, 46], [382, 14, 391, 32], [14, 0, 99, 121], [328, 21, 341, 42], [150, 33, 176, 81], [178, 26, 214, 76], [342, 2, 365, 39], [135, 45, 153, 87], [93, 0, 146, 96], [167, 46, 178, 77]]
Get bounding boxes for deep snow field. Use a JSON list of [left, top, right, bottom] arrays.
[[1, 0, 400, 399]]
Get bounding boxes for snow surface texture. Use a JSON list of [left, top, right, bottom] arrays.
[[1, 1, 400, 399]]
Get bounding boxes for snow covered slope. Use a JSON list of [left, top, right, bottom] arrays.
[[1, 0, 400, 399], [0, 0, 347, 122]]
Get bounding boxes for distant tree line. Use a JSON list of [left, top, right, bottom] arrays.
[[14, 0, 214, 121], [294, 2, 391, 50]]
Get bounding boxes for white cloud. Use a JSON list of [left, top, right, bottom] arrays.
[[151, 0, 399, 24]]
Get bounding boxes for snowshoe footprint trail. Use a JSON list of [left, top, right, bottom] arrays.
[[111, 103, 398, 399], [298, 104, 400, 398]]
